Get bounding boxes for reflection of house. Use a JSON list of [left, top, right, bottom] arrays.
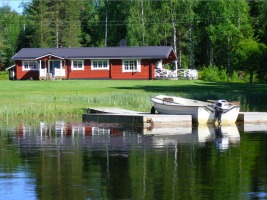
[[11, 46, 176, 80]]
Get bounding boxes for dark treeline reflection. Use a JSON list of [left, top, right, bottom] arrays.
[[0, 121, 267, 200]]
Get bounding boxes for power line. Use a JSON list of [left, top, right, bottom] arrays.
[[0, 15, 246, 26]]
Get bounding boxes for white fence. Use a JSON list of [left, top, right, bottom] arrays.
[[40, 68, 65, 78], [177, 69, 198, 79], [154, 69, 198, 79], [154, 69, 177, 78]]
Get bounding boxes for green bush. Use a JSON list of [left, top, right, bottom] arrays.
[[199, 65, 251, 82], [198, 65, 221, 81], [0, 71, 9, 80]]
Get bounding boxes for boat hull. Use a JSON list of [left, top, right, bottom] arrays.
[[151, 96, 240, 125]]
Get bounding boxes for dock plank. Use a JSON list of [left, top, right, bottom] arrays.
[[83, 108, 267, 129], [88, 107, 141, 114], [83, 107, 192, 128], [237, 112, 267, 124]]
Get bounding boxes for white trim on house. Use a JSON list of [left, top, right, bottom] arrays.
[[122, 59, 141, 72], [22, 61, 39, 71], [91, 60, 110, 70], [6, 65, 15, 70], [36, 53, 64, 60], [71, 60, 84, 70]]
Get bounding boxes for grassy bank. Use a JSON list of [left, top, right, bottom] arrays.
[[0, 79, 266, 122]]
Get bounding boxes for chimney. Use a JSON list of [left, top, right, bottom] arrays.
[[120, 39, 127, 47]]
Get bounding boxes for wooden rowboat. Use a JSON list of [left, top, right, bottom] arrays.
[[150, 95, 240, 125]]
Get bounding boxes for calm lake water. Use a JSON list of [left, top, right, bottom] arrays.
[[0, 120, 267, 200]]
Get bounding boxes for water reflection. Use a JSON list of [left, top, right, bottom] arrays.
[[2, 121, 267, 200], [214, 125, 240, 151], [14, 121, 242, 150]]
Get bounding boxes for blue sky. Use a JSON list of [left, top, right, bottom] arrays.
[[1, 0, 31, 14]]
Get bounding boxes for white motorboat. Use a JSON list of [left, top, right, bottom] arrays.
[[150, 95, 240, 125]]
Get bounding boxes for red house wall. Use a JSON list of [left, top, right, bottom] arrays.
[[110, 59, 154, 80], [16, 61, 39, 80], [15, 59, 156, 80], [68, 60, 110, 79]]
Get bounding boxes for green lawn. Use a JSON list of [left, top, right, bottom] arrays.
[[0, 79, 266, 122]]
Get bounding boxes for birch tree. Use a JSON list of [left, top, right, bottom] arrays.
[[172, 0, 198, 69], [195, 0, 252, 71], [126, 0, 152, 46]]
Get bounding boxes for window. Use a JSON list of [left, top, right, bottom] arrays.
[[71, 60, 84, 70], [122, 59, 141, 72], [91, 60, 109, 70], [22, 61, 38, 71]]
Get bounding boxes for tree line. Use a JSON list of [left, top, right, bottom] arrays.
[[0, 0, 267, 82]]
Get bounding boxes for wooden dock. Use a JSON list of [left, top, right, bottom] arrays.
[[237, 112, 267, 124], [83, 108, 192, 129], [82, 108, 267, 130], [82, 108, 267, 135]]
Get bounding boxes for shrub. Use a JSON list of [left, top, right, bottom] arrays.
[[199, 65, 251, 82], [0, 71, 9, 80], [199, 65, 221, 81]]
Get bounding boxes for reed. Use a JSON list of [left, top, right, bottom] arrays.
[[0, 80, 266, 122], [0, 90, 158, 122]]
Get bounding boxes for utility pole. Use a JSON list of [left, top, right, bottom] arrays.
[[141, 0, 145, 45], [104, 0, 108, 47]]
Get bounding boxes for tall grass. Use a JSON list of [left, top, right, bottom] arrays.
[[0, 79, 266, 122], [0, 92, 156, 123], [0, 79, 164, 121]]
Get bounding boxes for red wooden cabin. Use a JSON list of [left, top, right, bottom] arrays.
[[11, 46, 176, 80]]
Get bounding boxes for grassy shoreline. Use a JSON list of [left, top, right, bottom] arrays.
[[0, 80, 266, 123]]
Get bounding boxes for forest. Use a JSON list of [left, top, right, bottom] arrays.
[[0, 0, 267, 82]]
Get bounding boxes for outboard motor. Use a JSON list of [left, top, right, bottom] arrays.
[[214, 100, 229, 124]]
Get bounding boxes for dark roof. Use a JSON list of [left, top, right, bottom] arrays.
[[12, 46, 176, 61]]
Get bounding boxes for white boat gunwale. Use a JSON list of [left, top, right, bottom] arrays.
[[151, 96, 239, 113]]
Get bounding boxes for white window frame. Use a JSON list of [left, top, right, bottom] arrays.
[[91, 60, 110, 70], [122, 59, 141, 72], [22, 61, 38, 71], [71, 60, 84, 70]]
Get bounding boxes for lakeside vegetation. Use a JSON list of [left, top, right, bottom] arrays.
[[0, 80, 266, 123]]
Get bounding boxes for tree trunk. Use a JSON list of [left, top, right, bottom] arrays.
[[209, 40, 213, 65], [177, 30, 182, 69], [250, 71, 253, 84], [172, 20, 178, 71]]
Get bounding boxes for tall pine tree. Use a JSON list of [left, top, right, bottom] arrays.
[[0, 6, 20, 67], [21, 0, 83, 48]]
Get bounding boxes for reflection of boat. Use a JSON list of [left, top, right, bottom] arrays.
[[193, 125, 216, 143], [215, 125, 240, 150], [151, 95, 240, 125], [192, 125, 240, 149]]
